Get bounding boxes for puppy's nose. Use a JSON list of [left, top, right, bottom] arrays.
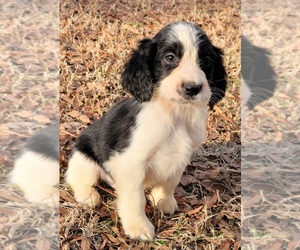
[[183, 82, 202, 97]]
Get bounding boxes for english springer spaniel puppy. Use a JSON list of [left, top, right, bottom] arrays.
[[9, 123, 59, 207], [66, 21, 227, 240], [241, 35, 277, 109]]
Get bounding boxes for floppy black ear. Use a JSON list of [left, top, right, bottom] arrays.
[[209, 46, 227, 109], [121, 39, 157, 103], [247, 46, 277, 109]]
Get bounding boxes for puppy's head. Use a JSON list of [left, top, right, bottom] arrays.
[[121, 22, 227, 109], [241, 35, 277, 109]]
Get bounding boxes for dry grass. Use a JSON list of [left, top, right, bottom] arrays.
[[242, 0, 300, 249], [59, 0, 241, 249]]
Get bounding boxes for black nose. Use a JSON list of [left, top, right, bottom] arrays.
[[183, 82, 202, 97]]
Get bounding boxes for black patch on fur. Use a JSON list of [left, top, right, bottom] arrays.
[[208, 46, 227, 109], [197, 35, 227, 109], [153, 41, 184, 81], [242, 35, 277, 109], [74, 98, 141, 172], [152, 24, 184, 81], [121, 39, 157, 103], [22, 123, 59, 160]]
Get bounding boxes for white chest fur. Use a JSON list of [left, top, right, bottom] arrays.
[[107, 100, 208, 188]]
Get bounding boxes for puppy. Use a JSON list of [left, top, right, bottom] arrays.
[[241, 35, 277, 109], [66, 21, 227, 240], [9, 123, 59, 207]]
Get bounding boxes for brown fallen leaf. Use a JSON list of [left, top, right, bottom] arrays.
[[67, 110, 81, 118], [105, 233, 119, 244], [206, 192, 218, 209], [274, 131, 283, 142], [67, 110, 90, 124], [60, 190, 76, 203], [226, 92, 236, 99], [81, 237, 90, 250], [180, 174, 198, 186], [247, 131, 264, 140], [3, 94, 21, 104], [14, 110, 34, 118], [99, 235, 108, 250], [220, 239, 231, 250], [255, 105, 294, 129], [0, 207, 17, 216], [186, 205, 203, 215], [122, 24, 140, 34], [32, 114, 51, 124], [208, 131, 219, 140], [213, 105, 234, 124], [60, 206, 70, 217], [243, 194, 261, 209], [79, 114, 90, 124], [36, 238, 51, 250], [0, 190, 25, 203]]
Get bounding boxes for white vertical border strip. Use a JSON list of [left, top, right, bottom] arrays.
[[0, 0, 59, 249], [241, 0, 300, 248]]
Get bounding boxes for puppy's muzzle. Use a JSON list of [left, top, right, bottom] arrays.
[[183, 82, 202, 97]]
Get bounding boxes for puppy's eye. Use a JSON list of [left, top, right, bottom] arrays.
[[201, 57, 213, 67], [165, 53, 176, 63]]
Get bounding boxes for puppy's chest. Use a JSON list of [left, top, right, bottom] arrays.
[[129, 104, 207, 183], [144, 122, 203, 183], [149, 129, 192, 167]]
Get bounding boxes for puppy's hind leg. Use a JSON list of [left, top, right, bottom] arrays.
[[65, 151, 101, 208]]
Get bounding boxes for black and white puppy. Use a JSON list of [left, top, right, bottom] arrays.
[[241, 35, 277, 109], [66, 21, 227, 240], [9, 123, 59, 206]]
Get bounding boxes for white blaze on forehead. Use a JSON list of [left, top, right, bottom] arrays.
[[156, 22, 211, 103], [165, 22, 208, 87], [169, 22, 201, 59]]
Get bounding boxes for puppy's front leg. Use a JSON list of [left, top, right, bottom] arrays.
[[150, 169, 184, 215], [115, 164, 155, 240]]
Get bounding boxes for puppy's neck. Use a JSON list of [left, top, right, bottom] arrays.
[[143, 96, 208, 126]]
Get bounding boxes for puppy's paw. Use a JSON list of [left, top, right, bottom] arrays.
[[123, 217, 155, 240], [73, 186, 100, 208], [150, 189, 178, 215], [155, 196, 178, 215], [24, 186, 59, 207]]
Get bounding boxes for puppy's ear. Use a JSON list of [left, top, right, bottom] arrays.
[[247, 46, 277, 109], [209, 46, 227, 109], [121, 39, 157, 103]]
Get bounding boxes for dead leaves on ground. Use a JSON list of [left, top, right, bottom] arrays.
[[59, 144, 241, 249]]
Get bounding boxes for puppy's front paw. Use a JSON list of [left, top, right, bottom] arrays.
[[73, 186, 100, 208], [24, 186, 59, 207], [123, 217, 155, 240], [155, 196, 178, 215], [150, 189, 178, 215]]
